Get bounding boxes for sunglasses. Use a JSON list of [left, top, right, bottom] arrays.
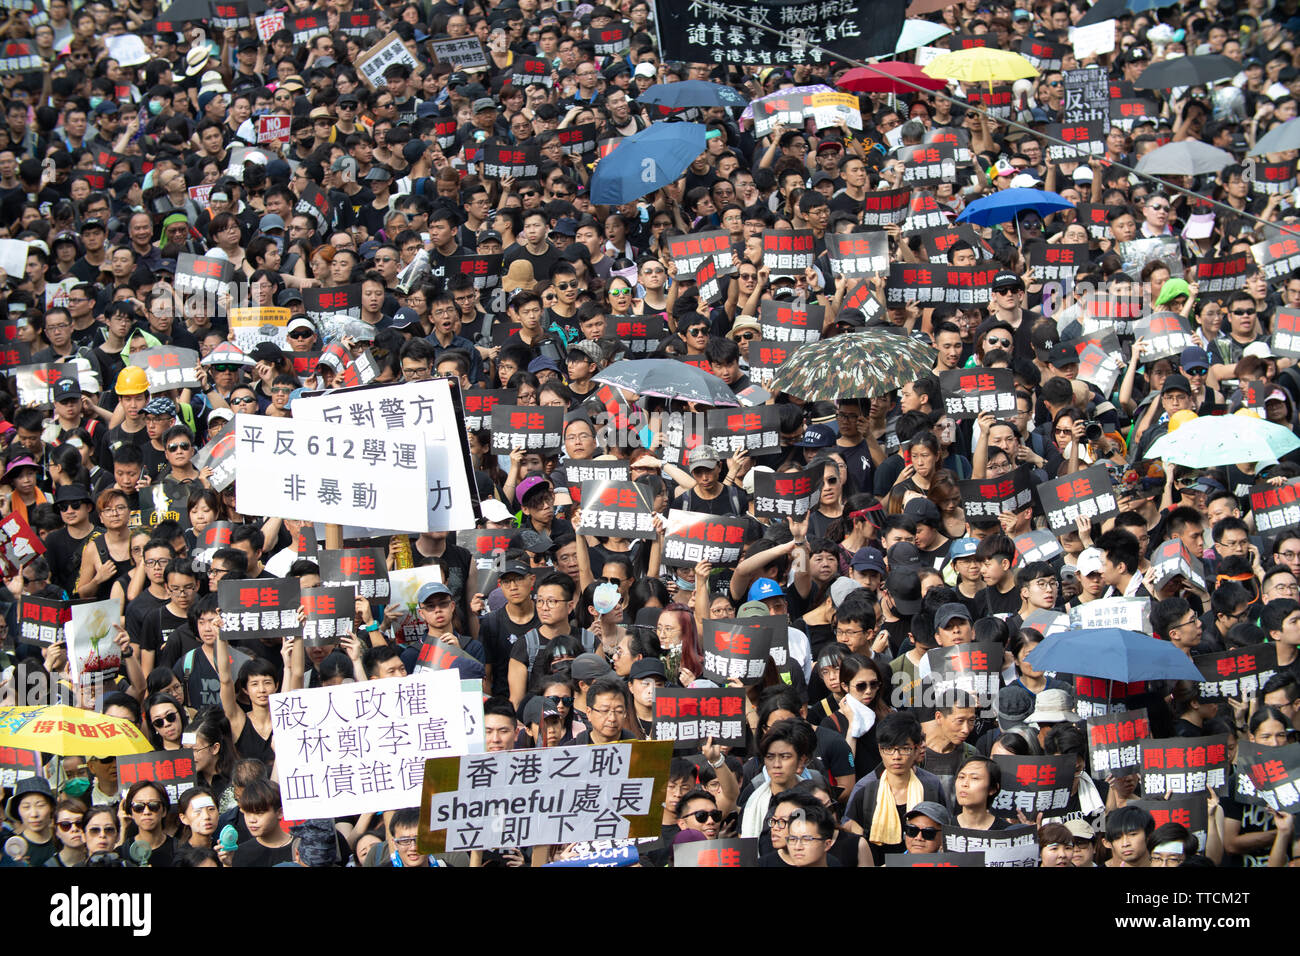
[[601, 576, 625, 586], [555, 282, 576, 291], [85, 825, 117, 836], [57, 500, 88, 511], [735, 332, 757, 341], [851, 680, 880, 692], [685, 809, 723, 824], [167, 442, 191, 452], [903, 823, 940, 840], [520, 189, 538, 197], [131, 801, 163, 814], [609, 288, 631, 296], [544, 695, 574, 707], [211, 364, 238, 372], [1231, 308, 1255, 316], [152, 712, 179, 728], [230, 396, 258, 405], [687, 327, 708, 336], [57, 821, 81, 832]]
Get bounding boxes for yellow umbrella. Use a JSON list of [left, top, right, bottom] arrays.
[[922, 48, 1039, 92], [0, 705, 152, 758]]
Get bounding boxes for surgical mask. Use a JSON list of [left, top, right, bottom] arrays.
[[674, 576, 695, 592], [148, 100, 164, 115], [63, 778, 92, 799], [89, 96, 103, 109]]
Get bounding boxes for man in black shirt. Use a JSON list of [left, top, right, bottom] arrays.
[[43, 484, 98, 597], [476, 561, 539, 697], [137, 559, 199, 676]]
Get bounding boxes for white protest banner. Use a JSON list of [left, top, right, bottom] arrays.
[[290, 378, 479, 532], [0, 238, 28, 278], [105, 34, 149, 67], [255, 10, 284, 43], [356, 31, 423, 90], [271, 668, 469, 819], [233, 414, 432, 532], [418, 740, 672, 853], [1069, 19, 1115, 59], [461, 679, 485, 755], [1067, 595, 1151, 633]]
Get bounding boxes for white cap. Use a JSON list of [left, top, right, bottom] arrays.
[[634, 62, 656, 78], [1076, 547, 1104, 577], [480, 499, 513, 523], [209, 407, 234, 424], [1010, 172, 1043, 189], [742, 464, 774, 497], [1244, 341, 1275, 360], [1072, 165, 1094, 183]]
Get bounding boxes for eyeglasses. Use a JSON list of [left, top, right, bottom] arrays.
[[393, 836, 418, 847], [151, 712, 178, 728], [535, 597, 565, 607], [167, 442, 191, 452], [784, 835, 825, 846], [987, 337, 1013, 347], [881, 745, 915, 756], [555, 282, 576, 291], [168, 584, 197, 594], [590, 706, 627, 718], [144, 557, 169, 568], [684, 809, 722, 823], [903, 823, 940, 840], [131, 801, 163, 814], [420, 598, 454, 611], [544, 695, 573, 708]]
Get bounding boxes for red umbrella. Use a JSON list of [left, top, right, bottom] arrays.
[[837, 63, 948, 95]]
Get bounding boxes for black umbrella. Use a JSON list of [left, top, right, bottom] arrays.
[[1134, 54, 1241, 90]]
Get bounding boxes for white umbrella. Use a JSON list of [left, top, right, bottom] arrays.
[[893, 19, 953, 55], [1250, 117, 1300, 157], [1134, 140, 1236, 177]]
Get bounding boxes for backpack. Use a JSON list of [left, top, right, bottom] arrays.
[[522, 627, 597, 671]]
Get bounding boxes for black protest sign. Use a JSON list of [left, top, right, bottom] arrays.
[[610, 315, 666, 355], [448, 253, 503, 291], [924, 126, 972, 164], [1196, 644, 1278, 701], [1240, 743, 1300, 814], [217, 578, 302, 641], [827, 232, 889, 278], [700, 618, 773, 685], [0, 320, 30, 368], [667, 231, 734, 276], [752, 463, 825, 521], [1074, 675, 1150, 719], [489, 405, 563, 454], [10, 364, 71, 406], [918, 224, 989, 263], [190, 521, 235, 573], [761, 230, 816, 277], [116, 750, 197, 803], [1075, 342, 1123, 395], [1111, 96, 1157, 130], [290, 13, 328, 44], [339, 10, 375, 35], [208, 0, 249, 29], [899, 142, 958, 188], [591, 20, 633, 55], [652, 688, 747, 749], [942, 825, 1039, 867], [1271, 307, 1300, 359], [1252, 234, 1300, 282], [859, 187, 912, 227], [1193, 253, 1251, 298], [1044, 121, 1105, 162], [174, 253, 235, 300], [958, 468, 1033, 520], [462, 388, 515, 432], [553, 460, 630, 504], [431, 115, 459, 151], [339, 350, 380, 389], [1133, 311, 1195, 362], [17, 596, 69, 646], [1026, 242, 1088, 283], [1035, 463, 1120, 532], [192, 422, 237, 492], [303, 285, 362, 325], [301, 586, 356, 647], [1012, 529, 1064, 567], [316, 547, 390, 600], [991, 755, 1076, 818], [469, 529, 515, 561], [661, 510, 748, 569], [841, 279, 884, 323], [0, 39, 41, 73], [759, 299, 822, 344], [1062, 67, 1110, 123], [1149, 539, 1206, 592], [926, 642, 1002, 706], [886, 264, 998, 307], [656, 0, 906, 64], [1086, 708, 1150, 778], [946, 32, 994, 50], [746, 340, 793, 388], [480, 144, 539, 180], [1075, 203, 1120, 241], [705, 405, 782, 456], [1249, 479, 1300, 536], [130, 346, 201, 392], [1139, 735, 1230, 797], [673, 837, 758, 868], [1131, 797, 1210, 852], [1020, 35, 1068, 71], [900, 192, 949, 233], [412, 637, 481, 675], [1251, 160, 1296, 196], [886, 852, 985, 867], [508, 57, 555, 88], [429, 36, 488, 70], [966, 84, 1013, 119], [695, 257, 725, 307], [555, 123, 597, 158], [574, 480, 656, 540], [0, 747, 42, 788], [939, 367, 1017, 420]]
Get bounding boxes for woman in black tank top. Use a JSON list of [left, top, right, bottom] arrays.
[[75, 489, 134, 600]]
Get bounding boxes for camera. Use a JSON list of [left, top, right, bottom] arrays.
[[1082, 420, 1104, 442]]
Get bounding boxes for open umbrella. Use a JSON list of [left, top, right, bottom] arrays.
[[922, 48, 1038, 90], [839, 63, 948, 95], [638, 80, 749, 109], [1026, 628, 1204, 683], [1076, 0, 1166, 27], [892, 19, 953, 55], [957, 187, 1075, 227], [1134, 54, 1240, 90], [589, 122, 707, 206], [1250, 117, 1300, 156], [0, 704, 153, 758], [768, 330, 937, 401], [594, 359, 739, 406], [1134, 140, 1235, 177], [1144, 414, 1300, 467]]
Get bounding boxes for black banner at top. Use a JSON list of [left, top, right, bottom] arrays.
[[655, 0, 906, 66]]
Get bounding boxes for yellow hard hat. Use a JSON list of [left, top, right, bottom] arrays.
[[115, 365, 149, 396], [1167, 410, 1197, 433]]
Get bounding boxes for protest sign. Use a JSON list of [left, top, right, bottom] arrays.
[[0, 748, 43, 789], [1250, 160, 1296, 196], [116, 750, 196, 804], [1045, 121, 1105, 162], [290, 12, 328, 44], [1075, 203, 1119, 241], [1249, 479, 1300, 535], [0, 319, 30, 368], [859, 187, 912, 227], [17, 596, 69, 646], [1062, 67, 1110, 124], [939, 368, 1017, 420], [429, 35, 488, 70], [1193, 253, 1251, 298], [574, 480, 657, 540], [1069, 18, 1115, 57], [217, 578, 302, 642], [695, 258, 725, 306], [255, 114, 292, 145], [918, 224, 988, 263], [966, 84, 1014, 118], [412, 639, 482, 676], [339, 10, 375, 35], [418, 739, 672, 852], [1239, 743, 1300, 813], [386, 565, 444, 643], [899, 142, 957, 187], [1067, 595, 1151, 632], [556, 123, 597, 158], [1139, 736, 1230, 797], [316, 547, 389, 601], [610, 316, 666, 355], [1087, 708, 1150, 777], [272, 669, 468, 819], [1131, 796, 1210, 851], [758, 299, 822, 344], [959, 469, 1033, 520], [1271, 307, 1300, 359], [827, 232, 889, 278], [507, 57, 555, 89], [924, 126, 973, 164], [174, 253, 235, 302], [991, 755, 1076, 817], [652, 688, 747, 749], [886, 852, 985, 867], [255, 10, 284, 41], [0, 39, 41, 73], [1196, 645, 1278, 701], [10, 364, 97, 406], [1074, 342, 1123, 396], [104, 34, 150, 67], [674, 838, 759, 868], [355, 31, 423, 90], [65, 600, 122, 689], [900, 192, 950, 233], [1020, 35, 1067, 71], [762, 230, 816, 276], [746, 341, 792, 388], [130, 346, 200, 392], [661, 510, 748, 569], [1110, 97, 1158, 132], [479, 143, 540, 180], [460, 388, 514, 433], [543, 843, 640, 867], [301, 586, 357, 648], [0, 512, 44, 578], [1133, 311, 1196, 363], [1251, 233, 1300, 282], [942, 825, 1038, 867], [926, 643, 1002, 706], [303, 285, 362, 331], [1021, 609, 1069, 636], [448, 253, 503, 292], [339, 350, 381, 389], [1013, 529, 1065, 567], [705, 406, 781, 456], [1027, 242, 1089, 283], [191, 423, 237, 493], [886, 264, 998, 306], [1149, 539, 1206, 592], [489, 404, 564, 454], [1036, 463, 1119, 532], [552, 461, 629, 506], [1074, 675, 1149, 718], [810, 91, 862, 130], [751, 463, 825, 521], [228, 306, 291, 352], [700, 619, 773, 685]]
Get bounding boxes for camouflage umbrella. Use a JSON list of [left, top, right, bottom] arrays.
[[768, 330, 937, 401]]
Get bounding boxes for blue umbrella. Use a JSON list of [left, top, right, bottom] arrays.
[[589, 122, 708, 206], [1077, 0, 1165, 27], [957, 187, 1075, 228], [1026, 628, 1204, 684], [637, 80, 749, 109]]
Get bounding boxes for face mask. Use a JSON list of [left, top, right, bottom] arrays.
[[89, 96, 103, 109], [63, 778, 92, 799], [148, 100, 164, 116]]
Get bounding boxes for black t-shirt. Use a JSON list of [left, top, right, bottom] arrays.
[[137, 604, 189, 654], [232, 838, 294, 867], [478, 606, 539, 697], [684, 486, 748, 517], [125, 590, 167, 644], [975, 585, 1021, 617], [99, 423, 149, 471], [1222, 777, 1275, 867], [42, 526, 96, 596], [502, 241, 561, 283]]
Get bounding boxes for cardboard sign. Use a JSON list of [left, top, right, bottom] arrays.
[[758, 299, 822, 345], [859, 187, 912, 228], [827, 232, 889, 278], [886, 264, 998, 307], [1250, 160, 1296, 196], [810, 90, 862, 131], [939, 367, 1017, 420], [189, 522, 235, 574], [751, 463, 825, 520], [489, 404, 563, 454], [1045, 121, 1105, 162], [1036, 463, 1119, 532], [942, 825, 1038, 867], [959, 468, 1033, 519], [217, 577, 302, 642], [1239, 743, 1300, 814], [886, 852, 985, 867], [700, 618, 773, 685], [610, 316, 666, 355], [317, 547, 390, 600], [926, 642, 1002, 705], [1139, 736, 1230, 797], [1074, 675, 1148, 718], [11, 364, 97, 407], [228, 306, 291, 352], [272, 669, 468, 819], [1027, 242, 1089, 283], [1087, 708, 1150, 778], [355, 31, 422, 90], [899, 142, 957, 187], [695, 257, 725, 307], [991, 755, 1076, 818], [900, 192, 949, 233], [1196, 644, 1278, 701], [447, 253, 503, 292], [0, 512, 44, 578], [966, 84, 1013, 119], [255, 10, 285, 42], [1149, 539, 1206, 592], [705, 405, 781, 456], [301, 586, 356, 647], [479, 143, 540, 180], [191, 422, 237, 493], [761, 230, 816, 277], [1070, 18, 1115, 58], [1251, 234, 1300, 282], [429, 35, 488, 71], [290, 12, 328, 44], [130, 346, 200, 392], [1067, 595, 1151, 633], [1131, 796, 1210, 852], [574, 480, 656, 540], [117, 750, 196, 803], [65, 599, 122, 689], [1062, 67, 1110, 124], [746, 340, 792, 388], [591, 20, 633, 55], [652, 688, 747, 749], [1193, 253, 1251, 298], [1249, 479, 1300, 535], [1020, 34, 1067, 71], [508, 57, 555, 89], [418, 739, 671, 852], [17, 596, 70, 646], [661, 510, 748, 569], [1133, 311, 1195, 362], [552, 460, 630, 504], [674, 838, 758, 868], [0, 39, 41, 73]]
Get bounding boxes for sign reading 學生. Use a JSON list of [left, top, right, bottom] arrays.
[[1036, 463, 1120, 533], [751, 462, 825, 520], [758, 299, 823, 345], [991, 755, 1077, 818], [217, 577, 303, 642], [574, 479, 657, 540], [1196, 644, 1278, 701], [939, 367, 1017, 420], [489, 404, 564, 454], [705, 406, 782, 456]]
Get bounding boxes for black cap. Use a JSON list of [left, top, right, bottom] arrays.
[[884, 567, 922, 615], [1044, 343, 1079, 368], [903, 497, 943, 527], [992, 270, 1024, 292], [1162, 373, 1192, 395], [53, 483, 91, 506]]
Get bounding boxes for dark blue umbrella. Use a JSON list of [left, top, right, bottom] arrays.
[[589, 122, 708, 206], [637, 80, 749, 109], [1076, 0, 1165, 27], [957, 187, 1075, 228], [1026, 628, 1204, 683]]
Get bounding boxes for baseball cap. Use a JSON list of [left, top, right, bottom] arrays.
[[522, 696, 560, 725], [571, 652, 613, 681], [830, 577, 862, 608], [1162, 373, 1192, 395], [144, 397, 176, 417], [516, 473, 553, 503], [795, 423, 835, 448], [905, 801, 954, 827], [997, 684, 1035, 730], [687, 445, 720, 471], [250, 342, 285, 365], [746, 578, 785, 602], [850, 546, 886, 574], [1009, 172, 1043, 189], [904, 497, 942, 527], [634, 62, 656, 78], [528, 356, 562, 375], [884, 567, 922, 615], [472, 97, 497, 113], [278, 289, 306, 308], [888, 542, 923, 568], [480, 499, 513, 523], [415, 581, 453, 604], [389, 308, 421, 330], [628, 658, 667, 681], [947, 537, 979, 563], [1076, 547, 1104, 576], [52, 378, 81, 402], [258, 213, 285, 233], [1179, 346, 1211, 373], [992, 270, 1024, 292], [1044, 343, 1080, 369], [934, 602, 972, 630]]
